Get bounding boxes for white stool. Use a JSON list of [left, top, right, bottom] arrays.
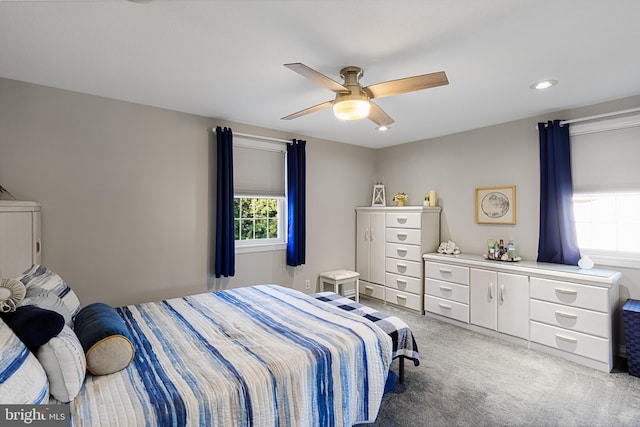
[[319, 270, 360, 302]]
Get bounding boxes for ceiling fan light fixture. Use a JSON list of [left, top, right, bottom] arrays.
[[333, 99, 371, 121]]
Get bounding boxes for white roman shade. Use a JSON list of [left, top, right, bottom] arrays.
[[570, 114, 640, 193], [234, 136, 286, 197]]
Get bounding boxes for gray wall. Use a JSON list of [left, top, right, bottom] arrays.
[[0, 77, 375, 307]]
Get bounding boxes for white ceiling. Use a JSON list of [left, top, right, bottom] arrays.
[[1, 1, 640, 149]]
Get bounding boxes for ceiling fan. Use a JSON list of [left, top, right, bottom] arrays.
[[281, 63, 449, 129]]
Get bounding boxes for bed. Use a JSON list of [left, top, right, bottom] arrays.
[[69, 284, 392, 426], [310, 292, 420, 384]]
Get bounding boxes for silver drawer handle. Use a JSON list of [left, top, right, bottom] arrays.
[[439, 286, 453, 292], [396, 295, 407, 300], [397, 263, 407, 270], [438, 303, 452, 310], [555, 334, 578, 343], [397, 216, 408, 223], [397, 232, 408, 239], [396, 248, 408, 255], [365, 286, 374, 291], [555, 288, 578, 295], [439, 268, 453, 274], [555, 311, 578, 319], [397, 279, 407, 285]]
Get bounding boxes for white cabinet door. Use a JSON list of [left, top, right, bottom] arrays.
[[497, 272, 529, 339], [0, 212, 33, 277], [368, 212, 385, 285], [356, 211, 385, 285], [356, 211, 370, 282], [0, 204, 41, 278], [470, 268, 497, 331]]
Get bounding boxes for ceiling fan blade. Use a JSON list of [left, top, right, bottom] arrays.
[[281, 100, 334, 120], [368, 101, 395, 127], [364, 71, 449, 99], [284, 63, 348, 93]]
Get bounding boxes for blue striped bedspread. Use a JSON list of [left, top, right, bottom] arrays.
[[311, 292, 420, 366], [70, 284, 392, 426]]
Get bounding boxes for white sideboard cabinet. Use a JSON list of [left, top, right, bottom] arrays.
[[0, 201, 41, 277], [423, 253, 621, 372], [357, 206, 440, 312]]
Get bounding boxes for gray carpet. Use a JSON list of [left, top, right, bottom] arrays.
[[358, 298, 640, 427]]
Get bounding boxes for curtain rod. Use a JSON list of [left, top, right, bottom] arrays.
[[210, 128, 291, 145], [560, 107, 640, 125]]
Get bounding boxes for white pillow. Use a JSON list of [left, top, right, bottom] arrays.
[[37, 324, 86, 402], [0, 317, 49, 404], [17, 265, 81, 325]]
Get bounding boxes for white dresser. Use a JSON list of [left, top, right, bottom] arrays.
[[0, 200, 42, 277], [423, 253, 621, 372], [356, 206, 440, 312]]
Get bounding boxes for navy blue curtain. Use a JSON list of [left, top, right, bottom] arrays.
[[537, 120, 581, 265], [287, 139, 306, 266], [215, 126, 235, 277]]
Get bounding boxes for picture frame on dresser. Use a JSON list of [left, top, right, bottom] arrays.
[[476, 185, 516, 224]]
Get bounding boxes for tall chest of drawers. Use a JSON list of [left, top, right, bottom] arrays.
[[356, 206, 440, 313]]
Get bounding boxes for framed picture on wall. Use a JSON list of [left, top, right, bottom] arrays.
[[372, 184, 386, 206], [476, 185, 516, 224]]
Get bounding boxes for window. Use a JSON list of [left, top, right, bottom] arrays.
[[569, 113, 640, 269], [573, 192, 640, 268], [234, 197, 285, 251], [233, 136, 287, 253]]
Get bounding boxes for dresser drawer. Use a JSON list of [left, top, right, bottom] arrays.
[[530, 277, 609, 312], [386, 212, 422, 229], [530, 321, 609, 363], [425, 295, 469, 323], [424, 261, 469, 285], [386, 273, 422, 295], [425, 278, 469, 304], [530, 299, 609, 339], [386, 243, 422, 261], [386, 258, 422, 279], [359, 281, 385, 300], [386, 288, 422, 311], [385, 228, 421, 245]]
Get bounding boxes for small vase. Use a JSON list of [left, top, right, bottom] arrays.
[[396, 200, 405, 206]]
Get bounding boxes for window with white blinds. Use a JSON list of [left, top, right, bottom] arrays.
[[570, 113, 640, 268], [233, 136, 287, 253], [570, 114, 640, 193], [234, 137, 286, 197]]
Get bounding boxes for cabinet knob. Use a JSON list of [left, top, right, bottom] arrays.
[[555, 334, 578, 344], [555, 311, 578, 320], [555, 287, 578, 295]]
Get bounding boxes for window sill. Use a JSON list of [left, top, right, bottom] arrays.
[[236, 242, 286, 254], [580, 250, 640, 270]]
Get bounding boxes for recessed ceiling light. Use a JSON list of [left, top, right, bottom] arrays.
[[530, 79, 558, 90], [377, 126, 389, 131]]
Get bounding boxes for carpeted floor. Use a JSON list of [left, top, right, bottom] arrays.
[[359, 298, 640, 427]]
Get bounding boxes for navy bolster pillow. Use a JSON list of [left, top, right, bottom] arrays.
[[0, 305, 64, 347], [74, 302, 135, 376]]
